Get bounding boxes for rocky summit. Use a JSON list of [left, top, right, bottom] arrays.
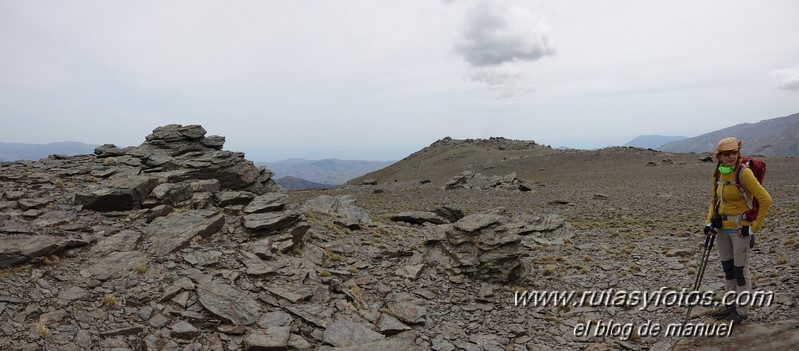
[[2, 125, 799, 351]]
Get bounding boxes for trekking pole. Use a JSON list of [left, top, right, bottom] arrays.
[[684, 232, 715, 324]]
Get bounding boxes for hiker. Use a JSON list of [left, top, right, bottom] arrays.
[[704, 137, 772, 325]]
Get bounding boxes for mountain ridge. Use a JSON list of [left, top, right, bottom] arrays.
[[259, 158, 395, 186], [656, 112, 799, 156], [624, 135, 688, 149], [0, 141, 98, 162]]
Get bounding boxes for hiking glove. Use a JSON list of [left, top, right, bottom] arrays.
[[703, 225, 716, 235], [741, 226, 750, 236]]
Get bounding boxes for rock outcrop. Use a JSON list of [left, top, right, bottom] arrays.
[[424, 212, 528, 283], [0, 124, 432, 350], [444, 171, 533, 192]]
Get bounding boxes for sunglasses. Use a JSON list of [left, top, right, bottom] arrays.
[[719, 150, 739, 157]]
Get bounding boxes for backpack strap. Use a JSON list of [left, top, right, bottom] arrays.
[[712, 169, 721, 214], [734, 163, 754, 210]]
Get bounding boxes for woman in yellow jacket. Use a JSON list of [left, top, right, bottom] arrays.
[[704, 137, 771, 325]]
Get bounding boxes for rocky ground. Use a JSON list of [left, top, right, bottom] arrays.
[[1, 127, 797, 350]]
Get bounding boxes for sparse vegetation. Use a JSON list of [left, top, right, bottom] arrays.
[[42, 255, 61, 266], [135, 264, 149, 274], [34, 320, 49, 338], [102, 294, 118, 308]]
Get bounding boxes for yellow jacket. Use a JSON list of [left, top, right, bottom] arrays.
[[706, 165, 772, 233]]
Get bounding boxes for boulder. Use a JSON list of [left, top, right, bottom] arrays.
[[424, 212, 527, 283], [74, 175, 159, 211]]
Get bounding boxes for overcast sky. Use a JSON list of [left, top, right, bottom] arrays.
[[2, 0, 798, 161]]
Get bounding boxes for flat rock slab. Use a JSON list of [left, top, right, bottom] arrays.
[[85, 251, 149, 281], [385, 293, 427, 325], [91, 230, 141, 255], [303, 195, 372, 227], [285, 304, 334, 329], [243, 193, 290, 214], [242, 211, 300, 233], [243, 326, 292, 350], [74, 175, 159, 211], [0, 235, 90, 267], [147, 210, 225, 256], [377, 314, 412, 335], [452, 213, 505, 234], [319, 331, 420, 351], [32, 210, 77, 228], [197, 280, 262, 325], [323, 320, 385, 347]]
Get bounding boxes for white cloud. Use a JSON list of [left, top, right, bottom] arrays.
[[454, 1, 554, 97], [467, 65, 532, 98], [769, 64, 799, 91], [455, 1, 555, 67]]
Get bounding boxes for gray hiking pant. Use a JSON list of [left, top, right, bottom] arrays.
[[716, 229, 752, 316]]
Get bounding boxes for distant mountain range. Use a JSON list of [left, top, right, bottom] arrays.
[[624, 135, 688, 149], [257, 158, 395, 186], [274, 176, 335, 191], [0, 141, 98, 162], [655, 112, 799, 156]]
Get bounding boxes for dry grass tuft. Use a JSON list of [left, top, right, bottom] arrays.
[[135, 264, 149, 274], [34, 320, 49, 338], [102, 294, 118, 308]]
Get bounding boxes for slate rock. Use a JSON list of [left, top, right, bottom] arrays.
[[376, 314, 412, 335], [85, 251, 149, 281], [431, 205, 465, 223], [242, 210, 301, 233], [147, 210, 225, 256], [171, 320, 201, 340], [91, 229, 141, 255], [243, 326, 292, 351], [390, 211, 449, 225], [319, 331, 420, 351], [257, 311, 294, 328], [323, 320, 385, 347], [17, 197, 54, 210], [94, 144, 130, 157], [285, 304, 333, 328], [150, 182, 193, 204], [0, 235, 90, 267], [215, 190, 256, 207], [303, 195, 372, 228], [201, 135, 226, 149], [197, 280, 262, 325], [424, 212, 527, 283], [385, 293, 427, 325], [74, 175, 159, 211], [243, 193, 290, 214], [32, 210, 76, 228], [146, 124, 207, 142], [57, 286, 89, 304]]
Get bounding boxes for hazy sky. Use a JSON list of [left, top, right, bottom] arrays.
[[2, 0, 798, 161]]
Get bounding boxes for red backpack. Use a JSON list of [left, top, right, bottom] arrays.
[[734, 157, 766, 221]]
